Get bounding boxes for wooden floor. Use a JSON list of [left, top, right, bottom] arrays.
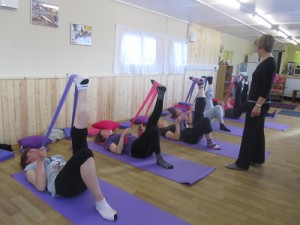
[[1, 102, 300, 225]]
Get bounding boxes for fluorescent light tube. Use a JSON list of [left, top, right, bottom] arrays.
[[277, 30, 288, 39], [253, 14, 272, 29]]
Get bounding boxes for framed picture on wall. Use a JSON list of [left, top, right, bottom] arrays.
[[31, 0, 59, 28], [70, 23, 92, 46]]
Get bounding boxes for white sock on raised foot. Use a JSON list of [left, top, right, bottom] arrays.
[[74, 76, 89, 90], [95, 198, 117, 221]]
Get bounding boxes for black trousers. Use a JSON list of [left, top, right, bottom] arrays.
[[55, 127, 94, 197], [131, 99, 163, 158], [181, 97, 213, 144], [235, 103, 270, 169]]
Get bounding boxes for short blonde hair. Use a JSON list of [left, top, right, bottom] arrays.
[[254, 34, 275, 53]]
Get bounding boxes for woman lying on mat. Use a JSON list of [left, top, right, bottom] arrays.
[[158, 78, 221, 150], [94, 80, 174, 169], [20, 76, 117, 222], [169, 76, 231, 132], [202, 76, 231, 132], [223, 76, 276, 119]]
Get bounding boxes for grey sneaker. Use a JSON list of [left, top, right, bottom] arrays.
[[225, 163, 247, 171], [250, 162, 262, 167]]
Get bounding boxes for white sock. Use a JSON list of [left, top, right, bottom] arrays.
[[95, 198, 117, 221], [74, 76, 89, 90]]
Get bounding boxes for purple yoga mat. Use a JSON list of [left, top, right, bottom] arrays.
[[161, 137, 270, 160], [270, 102, 297, 110], [211, 122, 243, 137], [12, 172, 190, 225], [0, 149, 15, 162], [88, 142, 215, 185], [164, 117, 243, 136], [165, 115, 288, 134], [224, 115, 289, 131]]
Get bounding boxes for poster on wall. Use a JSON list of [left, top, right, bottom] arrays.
[[31, 0, 59, 28], [70, 23, 92, 46]]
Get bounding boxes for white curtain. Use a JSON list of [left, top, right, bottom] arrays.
[[113, 25, 164, 75], [163, 35, 187, 74]]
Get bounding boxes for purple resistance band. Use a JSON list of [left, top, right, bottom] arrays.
[[184, 81, 196, 104], [41, 74, 78, 147]]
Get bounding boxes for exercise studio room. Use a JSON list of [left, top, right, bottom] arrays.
[[1, 0, 300, 224]]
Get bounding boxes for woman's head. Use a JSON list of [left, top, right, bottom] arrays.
[[157, 120, 168, 129], [94, 129, 113, 144], [20, 148, 38, 169], [168, 108, 182, 118], [254, 34, 275, 53]]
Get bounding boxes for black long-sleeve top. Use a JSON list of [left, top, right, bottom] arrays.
[[248, 57, 276, 103]]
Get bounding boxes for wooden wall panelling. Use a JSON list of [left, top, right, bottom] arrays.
[[0, 75, 207, 145], [1, 80, 10, 143], [187, 23, 221, 89]]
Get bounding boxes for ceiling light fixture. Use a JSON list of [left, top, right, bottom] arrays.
[[253, 14, 272, 29], [221, 0, 241, 10], [290, 39, 298, 45], [277, 29, 288, 39], [196, 0, 297, 45]]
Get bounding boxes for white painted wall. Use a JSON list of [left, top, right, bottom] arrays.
[[221, 33, 255, 75], [0, 0, 188, 77]]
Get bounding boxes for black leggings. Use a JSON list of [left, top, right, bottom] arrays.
[[55, 127, 94, 197], [225, 83, 249, 119], [131, 99, 163, 158], [181, 97, 213, 144]]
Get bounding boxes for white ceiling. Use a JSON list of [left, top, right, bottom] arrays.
[[115, 0, 300, 45]]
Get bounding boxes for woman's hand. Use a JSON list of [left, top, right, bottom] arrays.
[[175, 116, 181, 124], [251, 105, 261, 117], [122, 128, 131, 136], [37, 147, 47, 161]]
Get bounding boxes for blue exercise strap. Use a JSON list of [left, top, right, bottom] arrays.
[[41, 74, 78, 147]]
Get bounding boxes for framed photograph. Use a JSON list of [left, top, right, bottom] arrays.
[[70, 23, 92, 46], [31, 0, 59, 28]]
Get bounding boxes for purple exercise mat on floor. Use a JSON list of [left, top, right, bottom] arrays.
[[211, 122, 243, 136], [165, 116, 288, 133], [161, 137, 270, 159], [0, 149, 15, 162], [164, 117, 243, 136], [12, 172, 190, 225], [270, 102, 297, 110], [88, 142, 215, 185], [224, 115, 289, 131]]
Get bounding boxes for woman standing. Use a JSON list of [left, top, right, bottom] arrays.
[[226, 34, 276, 170]]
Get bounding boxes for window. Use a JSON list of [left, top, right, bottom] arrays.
[[113, 25, 187, 75], [164, 36, 187, 74]]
